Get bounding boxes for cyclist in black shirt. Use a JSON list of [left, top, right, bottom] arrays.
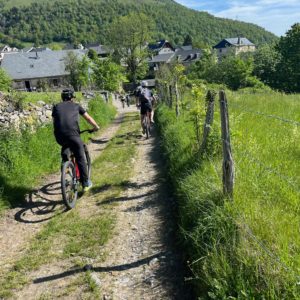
[[52, 89, 100, 192]]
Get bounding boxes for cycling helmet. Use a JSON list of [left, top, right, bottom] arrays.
[[141, 80, 148, 87], [61, 89, 75, 101]]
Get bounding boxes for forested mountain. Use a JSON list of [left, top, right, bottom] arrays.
[[0, 0, 277, 47]]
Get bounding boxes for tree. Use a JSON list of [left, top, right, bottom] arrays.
[[64, 52, 89, 91], [183, 34, 193, 46], [276, 23, 300, 92], [87, 49, 98, 60], [187, 49, 218, 80], [91, 57, 124, 92], [0, 69, 12, 91], [253, 43, 280, 88], [107, 13, 154, 84]]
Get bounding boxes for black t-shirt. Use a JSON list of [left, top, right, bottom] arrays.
[[52, 101, 86, 137]]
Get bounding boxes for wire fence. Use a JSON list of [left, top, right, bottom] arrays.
[[228, 102, 300, 126], [199, 90, 300, 283]]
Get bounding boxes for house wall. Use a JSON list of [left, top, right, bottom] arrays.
[[12, 76, 69, 91], [217, 45, 256, 57], [158, 48, 174, 55], [235, 45, 256, 55]]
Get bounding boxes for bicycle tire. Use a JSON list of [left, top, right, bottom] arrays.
[[61, 160, 78, 209]]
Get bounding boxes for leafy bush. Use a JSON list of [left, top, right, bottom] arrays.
[[0, 68, 12, 92]]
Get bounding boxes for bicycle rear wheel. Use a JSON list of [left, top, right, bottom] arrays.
[[61, 160, 78, 209]]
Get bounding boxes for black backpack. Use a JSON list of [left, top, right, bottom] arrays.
[[139, 88, 152, 105]]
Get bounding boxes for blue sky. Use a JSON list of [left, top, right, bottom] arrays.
[[174, 0, 300, 36]]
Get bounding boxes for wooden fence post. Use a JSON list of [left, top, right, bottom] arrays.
[[219, 90, 234, 198], [200, 90, 216, 153], [175, 82, 180, 117], [169, 85, 173, 108]]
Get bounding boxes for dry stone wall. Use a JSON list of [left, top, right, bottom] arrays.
[[0, 93, 90, 131], [0, 96, 53, 131]]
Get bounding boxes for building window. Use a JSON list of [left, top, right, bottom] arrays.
[[53, 79, 58, 86]]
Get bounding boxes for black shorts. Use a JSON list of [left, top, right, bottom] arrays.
[[140, 103, 152, 115]]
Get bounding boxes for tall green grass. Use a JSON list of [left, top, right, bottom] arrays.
[[0, 96, 116, 212], [156, 90, 300, 299]]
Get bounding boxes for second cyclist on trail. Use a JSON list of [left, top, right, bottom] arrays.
[[135, 81, 155, 133]]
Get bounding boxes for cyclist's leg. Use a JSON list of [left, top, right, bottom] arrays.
[[147, 108, 152, 124], [140, 105, 147, 129], [68, 136, 89, 186], [55, 134, 69, 164]]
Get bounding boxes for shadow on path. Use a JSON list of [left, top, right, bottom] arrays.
[[14, 181, 65, 224], [33, 252, 167, 284], [97, 191, 156, 206]]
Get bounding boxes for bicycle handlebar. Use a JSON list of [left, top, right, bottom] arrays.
[[79, 129, 96, 134]]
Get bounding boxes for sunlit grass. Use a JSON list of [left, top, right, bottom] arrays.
[[156, 91, 300, 298]]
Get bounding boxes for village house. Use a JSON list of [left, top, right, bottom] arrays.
[[148, 40, 201, 71], [1, 49, 86, 91], [213, 37, 256, 58]]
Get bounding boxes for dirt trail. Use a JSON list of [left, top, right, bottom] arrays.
[[0, 100, 129, 273], [96, 122, 190, 299], [0, 100, 192, 299]]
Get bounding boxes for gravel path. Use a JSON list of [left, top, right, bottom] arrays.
[[97, 126, 191, 300]]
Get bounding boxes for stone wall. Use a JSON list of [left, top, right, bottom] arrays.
[[0, 96, 53, 131], [0, 93, 91, 131]]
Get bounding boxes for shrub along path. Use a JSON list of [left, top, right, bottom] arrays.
[[0, 100, 191, 299]]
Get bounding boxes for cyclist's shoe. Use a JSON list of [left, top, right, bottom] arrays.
[[83, 180, 93, 193]]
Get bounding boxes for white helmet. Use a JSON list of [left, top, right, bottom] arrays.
[[141, 80, 148, 87]]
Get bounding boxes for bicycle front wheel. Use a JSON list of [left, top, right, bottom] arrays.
[[61, 161, 78, 209]]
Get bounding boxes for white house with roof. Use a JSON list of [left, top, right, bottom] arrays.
[[213, 37, 256, 58], [1, 49, 86, 91]]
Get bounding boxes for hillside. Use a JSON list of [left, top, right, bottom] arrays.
[[0, 0, 277, 47]]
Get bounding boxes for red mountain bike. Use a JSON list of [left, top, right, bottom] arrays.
[[61, 129, 92, 209]]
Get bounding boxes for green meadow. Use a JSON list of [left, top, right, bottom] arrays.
[[156, 90, 300, 299]]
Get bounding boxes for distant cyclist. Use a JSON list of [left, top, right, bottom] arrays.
[[135, 81, 154, 131], [52, 89, 100, 192], [126, 94, 130, 107]]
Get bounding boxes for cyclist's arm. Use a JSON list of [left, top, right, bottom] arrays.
[[82, 112, 100, 131]]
